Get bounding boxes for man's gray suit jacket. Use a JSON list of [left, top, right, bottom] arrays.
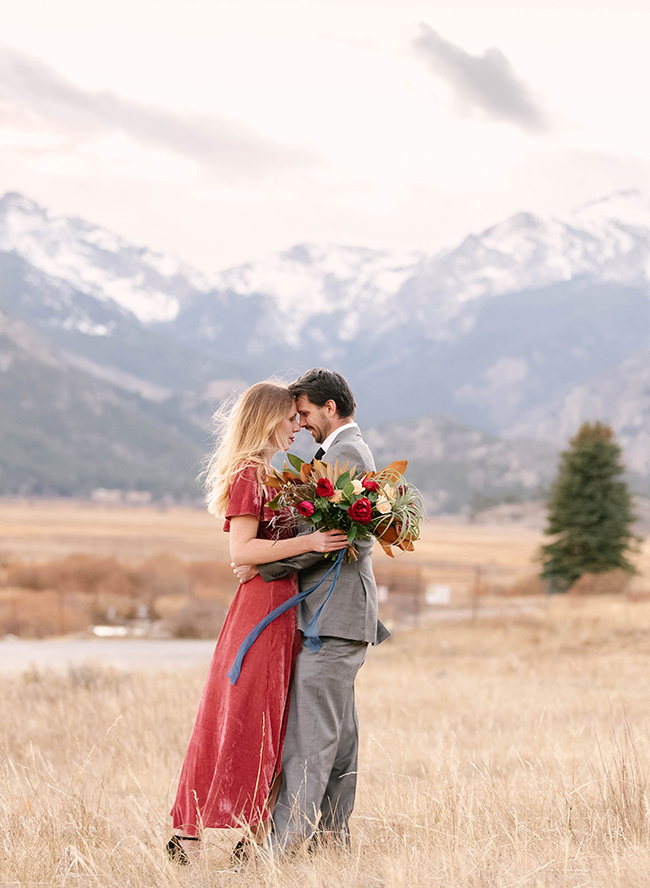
[[258, 426, 390, 646]]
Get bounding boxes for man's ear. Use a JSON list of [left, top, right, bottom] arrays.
[[324, 399, 338, 417]]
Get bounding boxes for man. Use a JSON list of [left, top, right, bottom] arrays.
[[236, 368, 389, 853]]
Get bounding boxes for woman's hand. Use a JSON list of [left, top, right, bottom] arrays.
[[310, 529, 349, 553], [232, 562, 259, 583]]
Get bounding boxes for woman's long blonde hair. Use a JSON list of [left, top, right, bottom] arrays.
[[205, 382, 295, 518]]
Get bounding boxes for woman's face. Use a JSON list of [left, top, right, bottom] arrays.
[[274, 404, 301, 452]]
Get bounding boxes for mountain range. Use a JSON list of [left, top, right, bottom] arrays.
[[0, 189, 648, 506]]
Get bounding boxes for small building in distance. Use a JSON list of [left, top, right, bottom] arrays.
[[91, 489, 152, 505]]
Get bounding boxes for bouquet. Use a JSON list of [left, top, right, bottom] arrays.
[[226, 455, 423, 684], [266, 454, 423, 559]]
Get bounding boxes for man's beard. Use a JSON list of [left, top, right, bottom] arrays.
[[313, 420, 331, 444]]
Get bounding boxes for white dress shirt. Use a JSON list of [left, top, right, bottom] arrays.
[[319, 421, 358, 454]]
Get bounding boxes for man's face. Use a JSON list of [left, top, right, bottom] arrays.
[[295, 395, 333, 444]]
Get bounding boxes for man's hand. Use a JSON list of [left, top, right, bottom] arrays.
[[232, 562, 259, 584]]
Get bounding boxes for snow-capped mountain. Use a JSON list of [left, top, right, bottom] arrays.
[[201, 187, 650, 329], [3, 188, 650, 348], [166, 192, 650, 396], [0, 192, 210, 323], [1, 188, 649, 499]]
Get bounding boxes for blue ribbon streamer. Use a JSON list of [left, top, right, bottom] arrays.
[[227, 548, 346, 686]]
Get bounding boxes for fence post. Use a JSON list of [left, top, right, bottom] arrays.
[[472, 566, 481, 623]]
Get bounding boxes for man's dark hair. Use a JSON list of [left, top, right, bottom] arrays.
[[289, 368, 356, 419]]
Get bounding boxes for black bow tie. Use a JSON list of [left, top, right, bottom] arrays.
[[312, 447, 326, 463]]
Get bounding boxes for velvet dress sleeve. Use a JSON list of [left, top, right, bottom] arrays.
[[223, 465, 263, 532]]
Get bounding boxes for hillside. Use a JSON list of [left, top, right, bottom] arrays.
[[0, 310, 204, 498]]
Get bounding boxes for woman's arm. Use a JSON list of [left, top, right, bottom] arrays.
[[229, 515, 347, 566]]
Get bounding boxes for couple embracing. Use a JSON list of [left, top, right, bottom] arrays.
[[168, 368, 389, 864]]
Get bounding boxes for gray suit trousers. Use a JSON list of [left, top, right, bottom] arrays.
[[270, 636, 368, 850]]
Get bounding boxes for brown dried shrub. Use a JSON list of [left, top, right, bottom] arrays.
[[0, 590, 88, 637], [1, 553, 237, 637], [5, 555, 119, 593], [504, 574, 547, 597], [163, 599, 227, 639], [568, 569, 633, 596], [5, 561, 53, 591], [186, 559, 237, 603]]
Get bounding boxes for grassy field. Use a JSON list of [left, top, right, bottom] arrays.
[[1, 503, 650, 883], [3, 596, 650, 886], [0, 500, 232, 562]]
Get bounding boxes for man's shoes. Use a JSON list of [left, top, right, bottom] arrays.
[[307, 829, 351, 853]]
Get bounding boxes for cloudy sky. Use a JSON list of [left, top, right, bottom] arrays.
[[2, 0, 649, 271]]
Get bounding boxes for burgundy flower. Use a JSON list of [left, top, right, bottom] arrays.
[[316, 478, 335, 498], [362, 477, 379, 492], [347, 497, 373, 524], [297, 500, 315, 517]]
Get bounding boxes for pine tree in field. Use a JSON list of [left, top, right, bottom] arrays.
[[540, 421, 639, 591]]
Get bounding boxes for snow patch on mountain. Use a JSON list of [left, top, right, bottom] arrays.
[[424, 203, 650, 310], [0, 193, 210, 323], [216, 242, 425, 318], [3, 188, 650, 342]]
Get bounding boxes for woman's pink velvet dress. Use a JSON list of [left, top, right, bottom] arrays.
[[170, 466, 301, 834]]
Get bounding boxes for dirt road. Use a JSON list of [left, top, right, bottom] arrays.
[[0, 637, 217, 673]]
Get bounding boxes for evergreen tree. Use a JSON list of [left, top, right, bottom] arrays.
[[540, 422, 638, 591]]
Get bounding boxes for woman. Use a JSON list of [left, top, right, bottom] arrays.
[[167, 382, 347, 864]]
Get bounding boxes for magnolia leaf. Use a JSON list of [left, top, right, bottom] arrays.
[[348, 524, 358, 544], [336, 471, 351, 490], [287, 452, 306, 473], [378, 538, 395, 557], [376, 460, 408, 484], [384, 460, 408, 474], [300, 462, 313, 482], [266, 493, 283, 510], [376, 523, 400, 544]]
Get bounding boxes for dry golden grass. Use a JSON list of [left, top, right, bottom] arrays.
[[4, 596, 650, 886], [0, 500, 232, 562], [0, 500, 551, 567], [1, 499, 648, 578]]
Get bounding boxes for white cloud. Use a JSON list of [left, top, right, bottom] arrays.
[[0, 43, 320, 179]]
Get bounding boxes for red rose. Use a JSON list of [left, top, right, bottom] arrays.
[[362, 477, 379, 492], [316, 478, 335, 498], [347, 496, 373, 524], [296, 500, 315, 517]]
